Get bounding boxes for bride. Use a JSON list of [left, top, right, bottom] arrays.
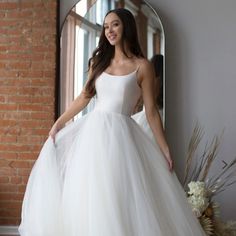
[[19, 8, 206, 236]]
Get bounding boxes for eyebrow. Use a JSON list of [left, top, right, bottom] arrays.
[[103, 20, 120, 26]]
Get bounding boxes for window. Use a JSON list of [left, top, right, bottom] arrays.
[[73, 0, 115, 119]]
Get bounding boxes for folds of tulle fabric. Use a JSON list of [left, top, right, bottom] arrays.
[[19, 110, 206, 236], [18, 138, 62, 236]]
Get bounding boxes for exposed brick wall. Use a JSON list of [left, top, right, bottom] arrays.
[[0, 0, 57, 226]]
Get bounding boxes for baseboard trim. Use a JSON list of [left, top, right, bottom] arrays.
[[0, 226, 19, 235]]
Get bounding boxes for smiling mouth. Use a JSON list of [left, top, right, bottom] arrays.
[[108, 35, 117, 40]]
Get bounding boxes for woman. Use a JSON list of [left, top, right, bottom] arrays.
[[19, 8, 206, 236]]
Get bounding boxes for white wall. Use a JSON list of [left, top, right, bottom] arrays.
[[148, 0, 236, 220]]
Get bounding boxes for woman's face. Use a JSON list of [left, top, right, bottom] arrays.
[[104, 12, 123, 46]]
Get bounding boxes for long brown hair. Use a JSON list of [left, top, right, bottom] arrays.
[[150, 54, 163, 109], [85, 8, 144, 97]]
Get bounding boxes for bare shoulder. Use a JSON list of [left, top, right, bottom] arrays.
[[135, 58, 155, 83], [139, 58, 153, 71], [136, 58, 151, 66]]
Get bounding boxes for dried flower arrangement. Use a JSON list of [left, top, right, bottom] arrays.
[[184, 123, 236, 235]]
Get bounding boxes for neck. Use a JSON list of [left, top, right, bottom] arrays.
[[113, 42, 133, 62]]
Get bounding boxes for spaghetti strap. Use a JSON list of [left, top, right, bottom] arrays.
[[135, 65, 142, 88], [136, 65, 141, 73]]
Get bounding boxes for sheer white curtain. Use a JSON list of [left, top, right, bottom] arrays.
[[60, 15, 76, 115]]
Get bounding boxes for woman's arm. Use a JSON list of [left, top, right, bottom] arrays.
[[49, 66, 93, 141], [49, 88, 91, 141], [139, 59, 173, 172]]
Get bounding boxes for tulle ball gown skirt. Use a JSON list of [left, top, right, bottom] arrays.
[[18, 110, 206, 236]]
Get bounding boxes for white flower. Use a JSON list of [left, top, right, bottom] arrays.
[[187, 181, 211, 217], [188, 181, 207, 197], [187, 195, 209, 216]]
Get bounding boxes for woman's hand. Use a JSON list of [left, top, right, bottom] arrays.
[[164, 151, 174, 172], [49, 122, 63, 143]]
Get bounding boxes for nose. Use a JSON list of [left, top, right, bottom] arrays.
[[108, 26, 113, 33]]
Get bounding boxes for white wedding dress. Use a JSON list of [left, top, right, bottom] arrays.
[[18, 69, 206, 236]]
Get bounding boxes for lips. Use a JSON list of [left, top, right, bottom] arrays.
[[108, 34, 117, 40]]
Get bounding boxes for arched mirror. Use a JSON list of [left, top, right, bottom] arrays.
[[59, 0, 165, 125]]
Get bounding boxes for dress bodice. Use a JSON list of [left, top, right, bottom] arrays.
[[94, 70, 141, 116]]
